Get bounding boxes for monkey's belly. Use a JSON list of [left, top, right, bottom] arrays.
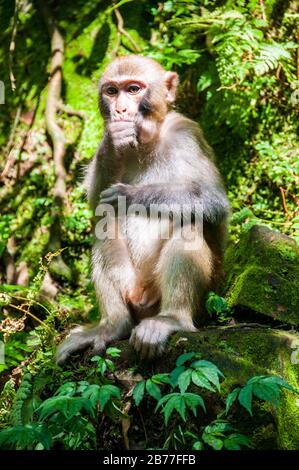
[[124, 216, 168, 268], [122, 216, 169, 305]]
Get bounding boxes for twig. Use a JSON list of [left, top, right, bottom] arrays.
[[216, 83, 238, 91], [57, 102, 85, 119], [9, 0, 19, 91], [279, 187, 290, 216], [0, 104, 22, 179], [113, 6, 141, 57], [8, 303, 53, 332]]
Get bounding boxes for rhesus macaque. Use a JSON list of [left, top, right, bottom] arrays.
[[56, 55, 229, 363]]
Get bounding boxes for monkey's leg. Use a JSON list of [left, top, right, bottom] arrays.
[[130, 230, 213, 359], [56, 238, 136, 364]]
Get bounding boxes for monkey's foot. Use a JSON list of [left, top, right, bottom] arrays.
[[56, 325, 107, 365], [129, 317, 177, 360]]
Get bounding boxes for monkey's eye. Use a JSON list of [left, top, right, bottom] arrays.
[[106, 86, 118, 96], [127, 84, 141, 94]]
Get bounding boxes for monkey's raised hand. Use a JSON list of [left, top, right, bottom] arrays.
[[108, 121, 138, 149], [100, 183, 134, 207]]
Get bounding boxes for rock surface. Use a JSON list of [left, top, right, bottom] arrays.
[[223, 225, 299, 325]]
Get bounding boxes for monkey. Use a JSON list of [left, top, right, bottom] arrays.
[[56, 55, 230, 364]]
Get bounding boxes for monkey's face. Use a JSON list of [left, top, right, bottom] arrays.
[[101, 80, 148, 122], [99, 56, 179, 124]]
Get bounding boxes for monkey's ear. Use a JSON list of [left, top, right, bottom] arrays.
[[164, 71, 179, 104]]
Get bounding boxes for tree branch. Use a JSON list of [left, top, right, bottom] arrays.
[[113, 6, 141, 57]]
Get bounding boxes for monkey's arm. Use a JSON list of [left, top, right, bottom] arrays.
[[100, 180, 229, 225]]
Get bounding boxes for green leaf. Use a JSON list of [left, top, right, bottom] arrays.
[[193, 441, 204, 450], [176, 352, 197, 366], [55, 382, 77, 397], [260, 376, 298, 393], [191, 360, 223, 391], [38, 396, 90, 420], [202, 433, 223, 450], [170, 366, 185, 387], [83, 384, 121, 411], [178, 369, 192, 393], [251, 382, 280, 407], [223, 433, 251, 450], [225, 387, 240, 414], [106, 347, 121, 357], [151, 373, 171, 385], [146, 379, 161, 401], [238, 384, 253, 416], [163, 395, 186, 425], [133, 381, 145, 406], [192, 370, 216, 392], [0, 424, 52, 450], [183, 392, 206, 415]]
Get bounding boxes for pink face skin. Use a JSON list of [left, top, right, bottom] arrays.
[[101, 79, 148, 122]]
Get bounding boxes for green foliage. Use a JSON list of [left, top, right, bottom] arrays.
[[201, 421, 251, 450], [226, 375, 298, 416], [148, 0, 298, 238], [205, 291, 232, 323], [0, 348, 297, 450], [0, 348, 123, 450]]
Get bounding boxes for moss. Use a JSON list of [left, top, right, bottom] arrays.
[[224, 225, 299, 324]]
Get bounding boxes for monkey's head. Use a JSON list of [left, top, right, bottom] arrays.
[[99, 55, 178, 124]]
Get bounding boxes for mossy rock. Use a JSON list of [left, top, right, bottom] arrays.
[[115, 327, 299, 449], [224, 225, 299, 325]]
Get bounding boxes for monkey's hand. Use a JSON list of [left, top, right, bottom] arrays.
[[108, 121, 138, 149], [135, 117, 159, 145], [99, 183, 134, 208]]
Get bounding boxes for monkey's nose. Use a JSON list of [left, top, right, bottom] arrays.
[[116, 107, 127, 114]]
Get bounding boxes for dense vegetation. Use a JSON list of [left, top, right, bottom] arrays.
[[0, 0, 298, 450]]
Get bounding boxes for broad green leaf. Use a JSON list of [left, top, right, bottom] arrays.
[[251, 382, 280, 407], [151, 373, 171, 385], [176, 352, 197, 366], [225, 387, 240, 414], [238, 384, 253, 416], [146, 379, 161, 401], [0, 424, 52, 450], [155, 393, 177, 411], [163, 395, 186, 425], [133, 381, 145, 406], [55, 382, 77, 397], [204, 421, 234, 435], [191, 360, 223, 391], [38, 396, 90, 420], [106, 347, 121, 357], [193, 441, 204, 450], [261, 376, 298, 393], [202, 433, 223, 450], [83, 384, 121, 411], [192, 370, 216, 392], [170, 366, 185, 387], [184, 392, 206, 415], [178, 369, 192, 393], [223, 433, 251, 450]]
